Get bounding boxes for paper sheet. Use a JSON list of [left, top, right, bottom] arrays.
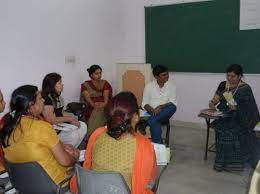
[[139, 110, 151, 117], [79, 150, 86, 162], [152, 143, 170, 165], [240, 0, 260, 30], [53, 123, 78, 132]]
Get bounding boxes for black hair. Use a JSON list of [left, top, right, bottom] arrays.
[[106, 91, 139, 139], [87, 65, 102, 77], [0, 85, 38, 147], [226, 64, 244, 77], [152, 65, 168, 77], [42, 73, 62, 99]]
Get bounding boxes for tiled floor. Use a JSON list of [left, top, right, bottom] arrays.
[[157, 124, 253, 194], [5, 123, 255, 194]]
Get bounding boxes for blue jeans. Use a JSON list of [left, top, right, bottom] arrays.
[[147, 103, 177, 144]]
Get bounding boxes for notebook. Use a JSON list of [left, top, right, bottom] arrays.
[[200, 109, 224, 117], [53, 123, 78, 132], [152, 143, 170, 166]]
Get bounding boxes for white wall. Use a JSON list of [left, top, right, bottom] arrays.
[[0, 0, 123, 116], [1, 0, 259, 123], [121, 0, 260, 123]]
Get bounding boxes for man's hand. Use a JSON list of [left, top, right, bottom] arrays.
[[153, 105, 162, 115]]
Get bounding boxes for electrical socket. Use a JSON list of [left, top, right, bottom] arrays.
[[65, 56, 76, 64]]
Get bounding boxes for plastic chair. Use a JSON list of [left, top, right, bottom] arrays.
[[5, 160, 71, 194], [75, 164, 130, 194]]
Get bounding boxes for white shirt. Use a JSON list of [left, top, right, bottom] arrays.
[[142, 80, 177, 109]]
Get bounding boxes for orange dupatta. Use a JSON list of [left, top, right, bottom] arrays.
[[70, 127, 157, 194]]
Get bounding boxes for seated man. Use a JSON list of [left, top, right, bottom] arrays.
[[142, 65, 177, 144]]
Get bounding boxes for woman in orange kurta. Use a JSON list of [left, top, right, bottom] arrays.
[[70, 91, 157, 194]]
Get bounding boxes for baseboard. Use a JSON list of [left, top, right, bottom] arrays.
[[170, 120, 206, 130]]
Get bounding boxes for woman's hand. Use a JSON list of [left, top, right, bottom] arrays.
[[209, 100, 216, 110], [94, 102, 105, 109], [228, 104, 237, 111], [70, 119, 80, 128], [63, 144, 80, 160], [209, 95, 220, 110], [63, 144, 74, 154], [67, 116, 80, 127]]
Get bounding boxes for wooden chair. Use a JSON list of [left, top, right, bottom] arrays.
[[116, 63, 152, 106], [117, 63, 172, 147]]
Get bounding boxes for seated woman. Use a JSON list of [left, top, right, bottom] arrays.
[[1, 85, 79, 185], [0, 89, 6, 114], [0, 89, 6, 172], [42, 73, 87, 148], [70, 92, 157, 194], [81, 65, 112, 134], [209, 64, 260, 172]]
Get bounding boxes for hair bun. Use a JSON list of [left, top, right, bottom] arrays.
[[87, 65, 102, 77]]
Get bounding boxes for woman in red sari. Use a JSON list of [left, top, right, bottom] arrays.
[[81, 65, 112, 134]]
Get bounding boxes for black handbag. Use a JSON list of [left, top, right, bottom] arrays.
[[66, 102, 87, 119]]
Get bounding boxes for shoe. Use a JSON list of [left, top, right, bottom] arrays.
[[213, 166, 223, 172]]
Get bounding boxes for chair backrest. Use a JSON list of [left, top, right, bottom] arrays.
[[116, 63, 152, 106], [75, 164, 130, 194], [5, 160, 58, 194]]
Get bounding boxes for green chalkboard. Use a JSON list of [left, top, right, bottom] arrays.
[[145, 0, 260, 73]]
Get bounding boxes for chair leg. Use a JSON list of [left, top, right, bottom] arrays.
[[165, 122, 170, 147]]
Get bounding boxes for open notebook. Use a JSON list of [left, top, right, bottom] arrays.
[[200, 109, 224, 117], [152, 143, 170, 166], [53, 123, 78, 132]]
